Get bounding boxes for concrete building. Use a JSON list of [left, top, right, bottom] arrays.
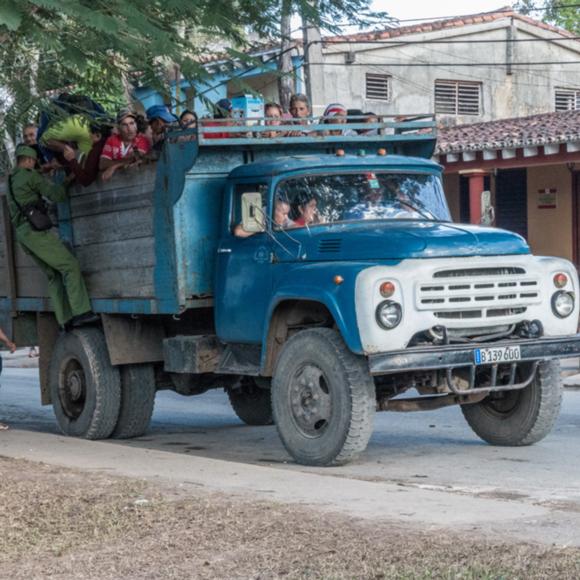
[[307, 9, 580, 122]]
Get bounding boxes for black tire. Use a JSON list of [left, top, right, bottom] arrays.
[[111, 364, 156, 439], [49, 328, 121, 440], [227, 378, 273, 426], [272, 328, 375, 466], [461, 360, 562, 446]]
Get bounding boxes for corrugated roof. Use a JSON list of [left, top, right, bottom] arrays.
[[436, 110, 580, 154]]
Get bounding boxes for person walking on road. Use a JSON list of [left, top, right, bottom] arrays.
[[6, 145, 98, 329], [0, 326, 16, 431]]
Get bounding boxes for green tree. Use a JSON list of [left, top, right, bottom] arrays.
[[515, 1, 580, 34], [0, 0, 378, 115]]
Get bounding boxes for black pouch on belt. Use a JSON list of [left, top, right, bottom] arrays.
[[8, 176, 53, 231]]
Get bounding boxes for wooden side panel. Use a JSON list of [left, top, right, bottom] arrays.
[[69, 167, 157, 300], [0, 167, 158, 302]]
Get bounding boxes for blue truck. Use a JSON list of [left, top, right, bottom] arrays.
[[1, 115, 580, 466]]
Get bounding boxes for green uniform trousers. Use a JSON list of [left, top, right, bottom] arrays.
[[16, 226, 91, 325]]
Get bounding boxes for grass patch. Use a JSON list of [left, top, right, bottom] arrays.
[[1, 457, 579, 579]]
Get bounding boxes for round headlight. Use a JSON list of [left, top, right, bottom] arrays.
[[376, 300, 402, 329], [551, 291, 574, 318]]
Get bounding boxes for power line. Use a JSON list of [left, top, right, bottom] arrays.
[[308, 60, 580, 67], [320, 36, 580, 45]]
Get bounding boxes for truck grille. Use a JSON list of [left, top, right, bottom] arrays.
[[417, 267, 540, 321]]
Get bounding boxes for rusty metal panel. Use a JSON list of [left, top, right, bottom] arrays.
[[163, 335, 221, 374], [38, 313, 60, 405], [102, 314, 165, 366]]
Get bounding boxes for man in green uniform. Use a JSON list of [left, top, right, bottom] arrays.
[[6, 145, 98, 328]]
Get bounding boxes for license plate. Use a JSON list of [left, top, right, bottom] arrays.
[[474, 345, 521, 365]]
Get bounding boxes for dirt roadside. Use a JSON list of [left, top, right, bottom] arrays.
[[1, 457, 579, 579]]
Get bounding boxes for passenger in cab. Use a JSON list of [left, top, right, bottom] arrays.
[[99, 109, 151, 181], [234, 198, 294, 238], [292, 192, 320, 227]]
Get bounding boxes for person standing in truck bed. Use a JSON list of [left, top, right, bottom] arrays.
[[6, 146, 98, 330]]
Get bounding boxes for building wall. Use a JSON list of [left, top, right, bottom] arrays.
[[526, 164, 573, 260], [311, 18, 580, 121]]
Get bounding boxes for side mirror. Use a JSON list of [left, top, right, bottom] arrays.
[[480, 190, 495, 226], [241, 192, 266, 233]]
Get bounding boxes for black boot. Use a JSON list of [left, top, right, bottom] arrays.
[[70, 312, 101, 327]]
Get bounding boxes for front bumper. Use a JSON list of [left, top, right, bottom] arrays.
[[368, 334, 580, 375]]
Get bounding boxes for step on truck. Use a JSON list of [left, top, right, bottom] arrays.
[[1, 115, 580, 466]]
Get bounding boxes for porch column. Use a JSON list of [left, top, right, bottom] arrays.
[[462, 170, 488, 225]]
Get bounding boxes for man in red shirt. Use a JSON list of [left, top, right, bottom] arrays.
[[99, 109, 151, 181]]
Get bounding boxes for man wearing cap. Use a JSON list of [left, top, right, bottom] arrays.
[[146, 105, 177, 153], [99, 109, 151, 181], [6, 146, 97, 329]]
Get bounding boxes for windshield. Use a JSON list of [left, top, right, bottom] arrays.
[[276, 172, 451, 226]]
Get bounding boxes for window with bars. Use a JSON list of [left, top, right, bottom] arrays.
[[365, 73, 391, 102], [555, 88, 580, 111], [434, 80, 482, 116]]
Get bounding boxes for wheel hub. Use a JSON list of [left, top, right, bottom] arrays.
[[59, 359, 87, 420], [67, 370, 85, 401], [290, 364, 331, 437]]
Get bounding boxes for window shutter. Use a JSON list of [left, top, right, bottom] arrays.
[[435, 80, 481, 115], [365, 73, 391, 102], [555, 88, 580, 112]]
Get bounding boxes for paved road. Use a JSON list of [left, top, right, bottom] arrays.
[[2, 367, 580, 546]]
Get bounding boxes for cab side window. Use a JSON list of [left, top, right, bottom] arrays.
[[232, 182, 268, 235]]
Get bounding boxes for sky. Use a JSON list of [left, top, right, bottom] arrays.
[[371, 0, 515, 22]]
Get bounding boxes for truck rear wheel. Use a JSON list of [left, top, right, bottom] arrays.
[[227, 378, 273, 426], [272, 328, 375, 466], [49, 328, 121, 440], [461, 360, 562, 446], [111, 364, 156, 439]]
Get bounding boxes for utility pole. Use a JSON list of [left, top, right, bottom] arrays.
[[301, 11, 322, 114], [278, 0, 294, 111]]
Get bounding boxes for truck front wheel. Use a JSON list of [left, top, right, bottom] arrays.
[[272, 328, 375, 466], [49, 328, 121, 440], [461, 360, 562, 446]]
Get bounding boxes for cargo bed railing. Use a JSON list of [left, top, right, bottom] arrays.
[[172, 113, 435, 146]]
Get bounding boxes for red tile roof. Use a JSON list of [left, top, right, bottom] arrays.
[[326, 7, 577, 44], [436, 110, 580, 154]]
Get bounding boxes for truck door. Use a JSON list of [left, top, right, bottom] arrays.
[[215, 182, 272, 344]]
